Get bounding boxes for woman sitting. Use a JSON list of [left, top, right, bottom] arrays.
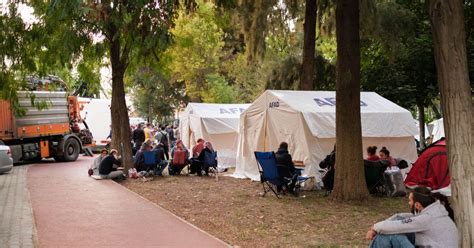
[[366, 146, 380, 161], [169, 140, 190, 175], [379, 147, 397, 170], [134, 142, 151, 172], [197, 141, 218, 176]]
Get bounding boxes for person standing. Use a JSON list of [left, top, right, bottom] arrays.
[[155, 126, 170, 160], [166, 125, 175, 148], [132, 124, 145, 151], [144, 123, 153, 141]]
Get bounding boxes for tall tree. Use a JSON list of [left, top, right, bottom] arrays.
[[300, 0, 317, 90], [332, 0, 369, 201], [428, 0, 474, 246], [33, 0, 176, 170]]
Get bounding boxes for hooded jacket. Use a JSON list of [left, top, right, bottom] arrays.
[[373, 200, 458, 248]]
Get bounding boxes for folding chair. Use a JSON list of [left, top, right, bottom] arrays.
[[203, 150, 218, 180], [255, 151, 309, 198], [143, 151, 157, 172], [364, 160, 388, 195]]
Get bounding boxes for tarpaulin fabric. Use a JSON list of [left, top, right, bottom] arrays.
[[430, 118, 445, 143], [233, 90, 418, 181], [405, 139, 450, 190], [179, 103, 250, 168]]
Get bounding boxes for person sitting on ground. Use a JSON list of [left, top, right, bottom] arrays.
[[134, 142, 151, 172], [98, 149, 124, 179], [366, 186, 457, 248], [274, 142, 298, 195], [152, 142, 167, 176], [89, 149, 108, 176], [190, 138, 206, 174], [379, 147, 397, 170], [366, 146, 380, 161], [319, 145, 336, 196], [169, 140, 190, 175], [197, 141, 218, 176]]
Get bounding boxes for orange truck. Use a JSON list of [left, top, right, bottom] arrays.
[[0, 91, 93, 163]]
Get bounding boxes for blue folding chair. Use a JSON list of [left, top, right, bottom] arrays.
[[144, 151, 157, 172], [254, 151, 309, 198]]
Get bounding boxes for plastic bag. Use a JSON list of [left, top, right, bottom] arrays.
[[384, 171, 407, 197], [128, 168, 138, 179]]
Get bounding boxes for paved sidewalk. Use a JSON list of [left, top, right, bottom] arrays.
[[0, 165, 36, 248], [28, 156, 229, 248]]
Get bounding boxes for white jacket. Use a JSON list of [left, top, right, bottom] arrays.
[[374, 201, 458, 248]]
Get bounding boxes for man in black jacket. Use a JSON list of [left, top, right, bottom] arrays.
[[275, 142, 298, 195], [319, 145, 336, 196], [99, 149, 124, 179], [132, 124, 145, 151]]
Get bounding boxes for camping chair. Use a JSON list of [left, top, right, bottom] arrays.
[[143, 151, 157, 172], [202, 150, 218, 179], [364, 160, 388, 195], [169, 149, 189, 175], [255, 151, 309, 198]]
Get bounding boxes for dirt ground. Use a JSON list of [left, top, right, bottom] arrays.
[[119, 170, 407, 247]]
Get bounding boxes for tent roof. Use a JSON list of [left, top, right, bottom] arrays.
[[250, 90, 417, 138], [269, 90, 410, 114], [184, 103, 250, 118]]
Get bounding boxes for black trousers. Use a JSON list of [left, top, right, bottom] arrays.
[[163, 145, 170, 160]]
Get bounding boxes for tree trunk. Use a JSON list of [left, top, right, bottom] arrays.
[[109, 37, 133, 171], [418, 102, 426, 149], [429, 0, 474, 246], [300, 0, 317, 90], [332, 0, 369, 201]]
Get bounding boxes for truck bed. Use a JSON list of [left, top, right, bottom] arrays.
[[0, 91, 70, 140]]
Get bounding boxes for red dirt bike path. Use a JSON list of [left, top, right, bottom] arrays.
[[27, 156, 229, 248]]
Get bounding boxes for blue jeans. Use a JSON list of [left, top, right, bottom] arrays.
[[369, 233, 415, 248]]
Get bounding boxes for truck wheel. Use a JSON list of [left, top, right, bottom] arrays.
[[63, 138, 80, 162]]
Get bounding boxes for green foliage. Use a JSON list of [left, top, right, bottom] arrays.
[[129, 66, 185, 122], [201, 73, 236, 103], [166, 1, 226, 102], [361, 1, 439, 112]]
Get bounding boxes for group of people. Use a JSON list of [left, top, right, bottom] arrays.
[[189, 138, 218, 176], [89, 148, 125, 179], [92, 132, 219, 178], [277, 143, 458, 247], [131, 123, 177, 159], [319, 145, 400, 196], [366, 146, 398, 170]]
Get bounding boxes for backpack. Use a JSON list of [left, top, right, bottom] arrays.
[[155, 130, 168, 146]]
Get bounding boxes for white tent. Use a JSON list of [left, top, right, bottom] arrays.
[[413, 120, 430, 141], [430, 118, 445, 143], [79, 98, 112, 146], [179, 103, 250, 168], [233, 90, 418, 181]]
